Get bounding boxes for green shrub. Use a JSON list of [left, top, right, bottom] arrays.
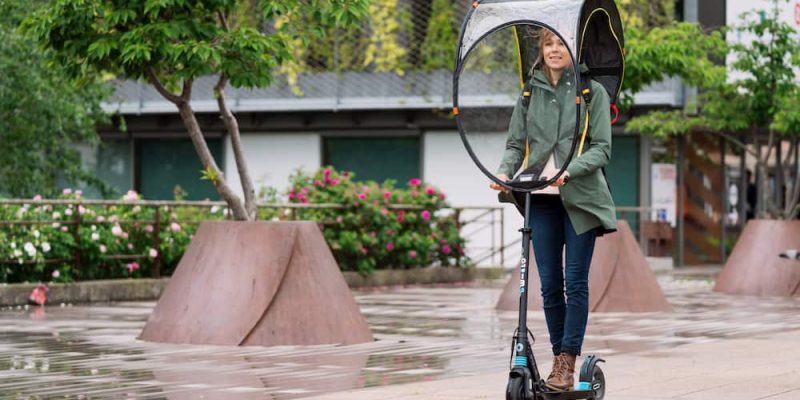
[[0, 169, 469, 283], [287, 167, 468, 273]]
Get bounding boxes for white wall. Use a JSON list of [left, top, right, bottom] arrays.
[[726, 0, 799, 28], [726, 0, 800, 82], [223, 133, 321, 199], [424, 130, 523, 268], [223, 130, 518, 266]]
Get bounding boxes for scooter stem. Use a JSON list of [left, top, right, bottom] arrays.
[[517, 191, 533, 344]]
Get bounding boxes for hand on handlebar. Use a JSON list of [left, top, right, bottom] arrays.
[[490, 173, 510, 193], [550, 171, 570, 187]]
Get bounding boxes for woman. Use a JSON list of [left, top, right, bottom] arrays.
[[489, 29, 616, 391]]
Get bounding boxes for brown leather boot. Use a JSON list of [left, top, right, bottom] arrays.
[[545, 352, 576, 391], [545, 353, 563, 386]]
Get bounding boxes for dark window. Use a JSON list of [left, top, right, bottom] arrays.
[[606, 135, 639, 226], [137, 139, 223, 200], [323, 136, 421, 186], [96, 140, 133, 197]]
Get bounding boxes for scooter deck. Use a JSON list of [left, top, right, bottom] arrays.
[[540, 389, 594, 400]]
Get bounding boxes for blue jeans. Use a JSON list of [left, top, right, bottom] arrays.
[[529, 195, 597, 356]]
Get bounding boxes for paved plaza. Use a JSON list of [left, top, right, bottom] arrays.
[[1, 275, 800, 399]]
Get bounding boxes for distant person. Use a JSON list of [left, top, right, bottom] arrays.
[[746, 169, 756, 220]]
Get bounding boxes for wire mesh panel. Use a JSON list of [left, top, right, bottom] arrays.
[[107, 0, 473, 113]]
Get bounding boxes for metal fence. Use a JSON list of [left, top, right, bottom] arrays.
[[492, 206, 672, 268], [0, 199, 506, 277]]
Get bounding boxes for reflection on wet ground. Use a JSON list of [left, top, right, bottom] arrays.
[[1, 276, 800, 399]]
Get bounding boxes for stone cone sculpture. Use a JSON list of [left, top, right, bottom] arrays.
[[140, 221, 373, 346], [714, 220, 800, 296], [496, 220, 672, 312]]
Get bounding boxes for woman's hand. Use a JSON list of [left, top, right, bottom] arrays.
[[490, 173, 510, 193], [550, 171, 570, 187]]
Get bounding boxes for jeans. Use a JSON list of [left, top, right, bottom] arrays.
[[528, 195, 597, 356]]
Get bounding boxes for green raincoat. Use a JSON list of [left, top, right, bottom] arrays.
[[497, 67, 617, 235]]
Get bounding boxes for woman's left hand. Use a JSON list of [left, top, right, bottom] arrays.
[[550, 171, 569, 187]]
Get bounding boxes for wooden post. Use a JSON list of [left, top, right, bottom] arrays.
[[676, 135, 685, 268], [739, 143, 747, 228], [776, 139, 783, 210], [720, 137, 727, 263]]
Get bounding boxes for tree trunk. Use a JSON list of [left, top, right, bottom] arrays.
[[177, 102, 250, 221], [762, 130, 778, 217], [215, 75, 257, 220], [144, 70, 250, 220], [754, 129, 765, 218]]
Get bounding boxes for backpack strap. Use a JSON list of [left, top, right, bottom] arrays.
[[520, 81, 534, 168], [576, 73, 612, 195], [577, 72, 592, 157]]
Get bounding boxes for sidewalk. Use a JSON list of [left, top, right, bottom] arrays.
[[307, 329, 800, 400], [2, 280, 799, 399]]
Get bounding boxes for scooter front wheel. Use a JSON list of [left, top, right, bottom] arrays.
[[506, 375, 527, 400], [589, 365, 606, 400]]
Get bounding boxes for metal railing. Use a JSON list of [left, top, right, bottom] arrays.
[[490, 206, 671, 269], [0, 199, 505, 276]]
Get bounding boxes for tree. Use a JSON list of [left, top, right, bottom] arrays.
[[0, 0, 109, 198], [618, 0, 675, 31], [627, 1, 800, 219], [24, 0, 369, 220], [615, 0, 728, 109]]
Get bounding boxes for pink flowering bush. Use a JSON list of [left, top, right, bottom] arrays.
[[286, 167, 468, 273], [0, 170, 468, 282]]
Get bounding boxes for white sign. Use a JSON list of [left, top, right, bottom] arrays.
[[651, 163, 677, 227]]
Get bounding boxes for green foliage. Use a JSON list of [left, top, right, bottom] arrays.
[[200, 166, 219, 186], [772, 85, 800, 134], [627, 3, 800, 139], [286, 167, 469, 274], [625, 110, 706, 138], [419, 0, 457, 72], [23, 0, 370, 220], [622, 22, 728, 108], [725, 6, 800, 135], [364, 0, 410, 75], [618, 0, 676, 31], [0, 0, 110, 198]]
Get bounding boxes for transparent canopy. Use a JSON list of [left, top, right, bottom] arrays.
[[453, 0, 624, 191]]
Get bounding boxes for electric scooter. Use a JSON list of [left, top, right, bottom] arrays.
[[505, 189, 606, 400]]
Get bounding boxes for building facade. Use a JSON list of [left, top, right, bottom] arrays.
[[88, 0, 742, 266]]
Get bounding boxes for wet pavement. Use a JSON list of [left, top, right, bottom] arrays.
[[2, 276, 800, 399]]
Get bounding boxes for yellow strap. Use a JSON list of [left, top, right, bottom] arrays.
[[577, 109, 590, 157]]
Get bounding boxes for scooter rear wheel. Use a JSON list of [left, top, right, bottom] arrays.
[[506, 375, 527, 400]]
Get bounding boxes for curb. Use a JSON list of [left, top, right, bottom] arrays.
[[0, 267, 505, 307]]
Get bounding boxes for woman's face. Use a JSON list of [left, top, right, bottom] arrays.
[[541, 33, 571, 71]]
